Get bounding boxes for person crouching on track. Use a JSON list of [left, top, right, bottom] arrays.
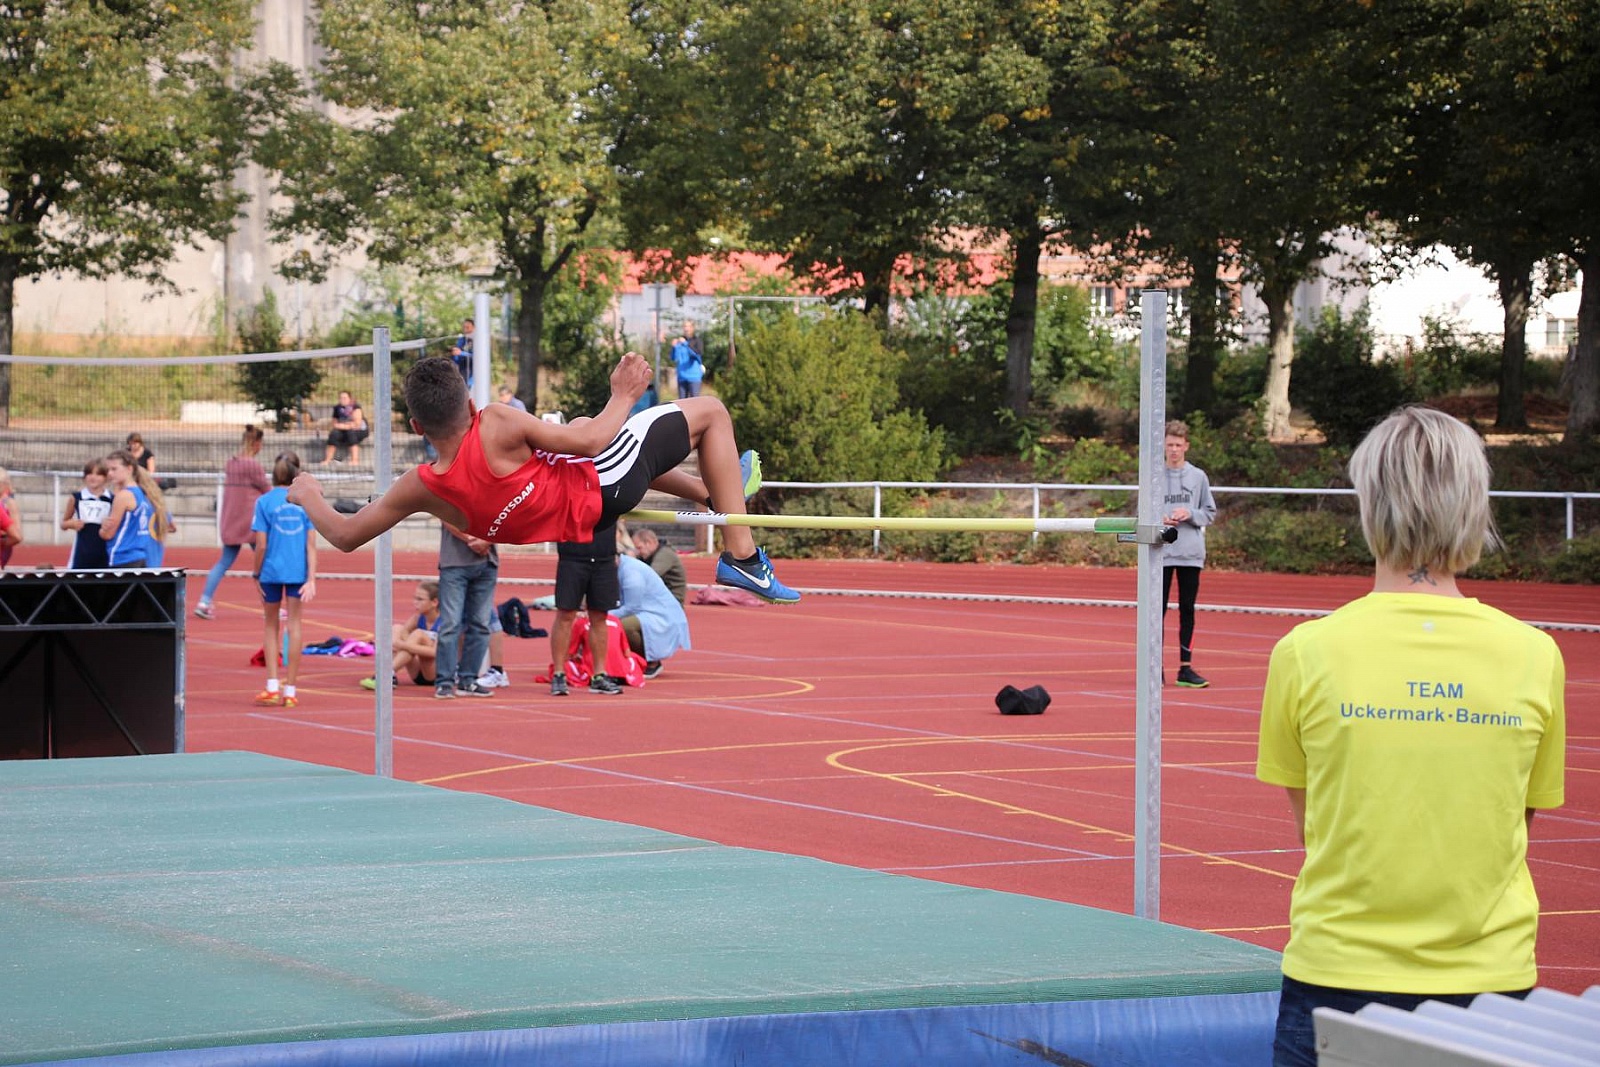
[[286, 352, 798, 605], [1255, 406, 1566, 1067], [251, 451, 318, 708]]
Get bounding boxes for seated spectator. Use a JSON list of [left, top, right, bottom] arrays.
[[125, 432, 177, 490], [615, 553, 691, 679], [322, 391, 369, 465], [497, 383, 527, 412], [631, 526, 687, 606], [361, 581, 441, 689], [124, 432, 157, 475]]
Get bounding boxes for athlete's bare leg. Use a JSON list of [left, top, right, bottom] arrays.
[[664, 398, 756, 559], [648, 468, 710, 508]]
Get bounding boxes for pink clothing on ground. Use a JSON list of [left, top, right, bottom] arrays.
[[220, 455, 270, 545]]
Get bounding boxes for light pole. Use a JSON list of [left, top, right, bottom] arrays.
[[643, 283, 676, 393]]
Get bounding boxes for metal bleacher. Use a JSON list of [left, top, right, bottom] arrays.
[[1314, 987, 1600, 1066]]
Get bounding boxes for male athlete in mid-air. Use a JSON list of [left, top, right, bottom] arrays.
[[289, 351, 798, 604]]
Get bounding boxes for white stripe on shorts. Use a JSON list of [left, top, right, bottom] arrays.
[[595, 404, 679, 487]]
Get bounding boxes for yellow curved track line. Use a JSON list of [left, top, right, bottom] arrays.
[[825, 738, 1298, 882], [419, 730, 1242, 785]]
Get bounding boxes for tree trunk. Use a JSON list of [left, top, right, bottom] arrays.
[[0, 254, 14, 428], [861, 265, 893, 320], [515, 272, 546, 414], [1005, 226, 1042, 418], [1495, 265, 1531, 431], [1183, 241, 1220, 418], [1260, 276, 1296, 440], [1563, 247, 1598, 443]]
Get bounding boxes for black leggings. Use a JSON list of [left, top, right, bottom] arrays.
[[1162, 565, 1200, 664]]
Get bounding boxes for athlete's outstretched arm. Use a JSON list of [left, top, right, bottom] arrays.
[[508, 352, 651, 458], [289, 469, 448, 553]]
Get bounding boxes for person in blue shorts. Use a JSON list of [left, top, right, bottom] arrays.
[[251, 451, 318, 708]]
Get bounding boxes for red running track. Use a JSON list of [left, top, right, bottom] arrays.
[[9, 543, 1597, 992]]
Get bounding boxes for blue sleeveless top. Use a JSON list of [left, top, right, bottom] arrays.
[[107, 485, 154, 567]]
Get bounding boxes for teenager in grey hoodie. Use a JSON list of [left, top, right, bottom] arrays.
[[1162, 420, 1217, 687]]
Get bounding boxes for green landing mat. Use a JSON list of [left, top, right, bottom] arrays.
[[0, 751, 1281, 1064]]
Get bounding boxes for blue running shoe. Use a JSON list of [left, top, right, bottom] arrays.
[[739, 449, 762, 500], [716, 548, 800, 604]]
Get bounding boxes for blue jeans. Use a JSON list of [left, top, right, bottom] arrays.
[[200, 544, 242, 604], [1272, 975, 1529, 1067], [435, 560, 496, 686]]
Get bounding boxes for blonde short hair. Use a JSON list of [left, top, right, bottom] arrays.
[[1348, 406, 1498, 575]]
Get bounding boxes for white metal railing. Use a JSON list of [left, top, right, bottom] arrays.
[[16, 471, 1596, 551], [759, 480, 1598, 554]]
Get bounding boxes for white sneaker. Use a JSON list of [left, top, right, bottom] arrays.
[[476, 667, 510, 689], [193, 602, 214, 620]]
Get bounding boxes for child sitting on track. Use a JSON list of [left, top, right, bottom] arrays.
[[289, 352, 798, 604], [362, 581, 442, 690], [252, 451, 318, 708]]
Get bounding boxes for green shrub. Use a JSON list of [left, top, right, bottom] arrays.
[[1544, 534, 1600, 584], [892, 292, 1010, 455], [883, 493, 1029, 564], [722, 311, 946, 487], [1209, 508, 1369, 573], [1292, 307, 1412, 447], [1046, 437, 1138, 485], [1208, 345, 1271, 426], [757, 490, 876, 558], [1055, 405, 1105, 439], [1400, 314, 1501, 398], [891, 283, 1133, 456]]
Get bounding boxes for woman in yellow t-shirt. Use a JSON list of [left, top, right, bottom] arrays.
[[1256, 406, 1565, 1067]]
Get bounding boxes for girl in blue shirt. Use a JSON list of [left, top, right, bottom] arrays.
[[101, 451, 156, 568], [251, 451, 318, 708]]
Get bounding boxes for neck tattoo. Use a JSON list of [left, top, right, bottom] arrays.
[[1407, 565, 1437, 587]]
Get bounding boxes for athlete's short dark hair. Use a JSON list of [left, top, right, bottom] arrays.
[[404, 357, 470, 437]]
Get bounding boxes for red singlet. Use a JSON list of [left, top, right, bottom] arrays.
[[416, 414, 602, 544]]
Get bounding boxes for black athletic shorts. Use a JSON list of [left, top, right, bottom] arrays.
[[594, 405, 692, 527], [554, 552, 621, 613]]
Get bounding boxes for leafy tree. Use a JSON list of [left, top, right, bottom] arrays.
[[545, 254, 626, 418], [719, 311, 945, 484], [256, 0, 643, 413], [691, 0, 967, 315], [236, 292, 321, 432], [1102, 0, 1243, 419], [936, 0, 1128, 418], [0, 0, 258, 425], [1374, 0, 1586, 431], [1202, 0, 1424, 439], [322, 267, 472, 354]]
